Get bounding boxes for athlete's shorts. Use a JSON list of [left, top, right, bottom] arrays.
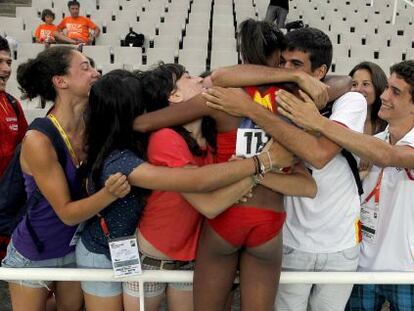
[[208, 205, 286, 248]]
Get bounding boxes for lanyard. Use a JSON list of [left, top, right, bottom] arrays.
[[48, 114, 80, 168], [98, 214, 111, 239], [362, 169, 384, 206], [362, 130, 392, 205]]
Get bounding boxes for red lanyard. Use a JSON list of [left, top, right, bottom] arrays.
[[98, 214, 110, 239], [363, 169, 384, 206]]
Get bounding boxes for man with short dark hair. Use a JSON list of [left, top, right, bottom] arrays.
[[56, 0, 100, 45], [0, 35, 28, 259], [276, 60, 414, 311]]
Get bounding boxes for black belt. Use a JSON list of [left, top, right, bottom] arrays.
[[140, 253, 192, 270]]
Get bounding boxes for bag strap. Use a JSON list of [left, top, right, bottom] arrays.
[[24, 117, 69, 253], [319, 102, 364, 195], [5, 93, 20, 118]]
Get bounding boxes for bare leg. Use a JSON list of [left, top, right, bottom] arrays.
[[123, 292, 164, 311], [239, 233, 283, 311], [54, 281, 83, 311], [167, 287, 193, 311], [194, 223, 239, 311], [84, 292, 123, 311], [9, 282, 49, 311]]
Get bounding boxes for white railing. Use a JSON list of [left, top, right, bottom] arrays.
[[392, 0, 414, 24], [369, 0, 414, 24], [2, 268, 414, 310]]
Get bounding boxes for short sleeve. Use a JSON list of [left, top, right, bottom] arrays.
[[330, 92, 367, 133], [34, 25, 41, 40], [100, 150, 144, 185], [148, 128, 194, 168], [57, 18, 66, 30], [86, 17, 97, 29]]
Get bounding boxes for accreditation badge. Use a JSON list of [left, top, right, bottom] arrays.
[[360, 204, 379, 244], [108, 235, 142, 277]]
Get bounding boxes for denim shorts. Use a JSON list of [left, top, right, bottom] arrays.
[[76, 238, 128, 297], [125, 254, 194, 298], [1, 240, 76, 289]]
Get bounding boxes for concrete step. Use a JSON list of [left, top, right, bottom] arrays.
[[0, 0, 31, 17]]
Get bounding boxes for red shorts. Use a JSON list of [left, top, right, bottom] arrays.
[[207, 205, 286, 248]]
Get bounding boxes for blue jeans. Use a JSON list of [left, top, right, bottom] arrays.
[[346, 284, 414, 311], [1, 240, 76, 289], [275, 245, 360, 311], [76, 238, 127, 297]]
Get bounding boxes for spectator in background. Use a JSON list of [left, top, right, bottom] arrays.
[[349, 61, 388, 179], [0, 35, 27, 179], [34, 9, 58, 46], [265, 0, 289, 29], [0, 35, 28, 259], [349, 61, 388, 136], [56, 0, 100, 45]]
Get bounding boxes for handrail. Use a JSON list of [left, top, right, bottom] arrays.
[[2, 268, 414, 310], [3, 268, 414, 284]]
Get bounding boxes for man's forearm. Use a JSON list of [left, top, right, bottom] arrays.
[[317, 118, 404, 167], [248, 107, 332, 168], [211, 64, 300, 87]]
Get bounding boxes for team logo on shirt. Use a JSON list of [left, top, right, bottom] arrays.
[[252, 90, 274, 112], [66, 23, 82, 34]]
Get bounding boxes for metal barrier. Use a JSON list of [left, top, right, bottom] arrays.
[[2, 268, 414, 310]]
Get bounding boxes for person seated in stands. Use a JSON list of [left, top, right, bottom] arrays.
[[56, 0, 100, 45], [34, 9, 58, 46]]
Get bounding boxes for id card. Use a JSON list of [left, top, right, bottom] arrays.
[[360, 204, 379, 244], [236, 128, 269, 158], [108, 235, 142, 277]]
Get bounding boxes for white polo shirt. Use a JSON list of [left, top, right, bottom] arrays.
[[358, 126, 414, 271], [283, 92, 367, 253]]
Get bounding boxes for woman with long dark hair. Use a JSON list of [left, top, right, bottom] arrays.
[[1, 46, 127, 311], [349, 61, 388, 135], [349, 61, 388, 178]]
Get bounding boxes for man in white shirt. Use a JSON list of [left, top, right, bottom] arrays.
[[275, 60, 414, 311], [203, 27, 367, 311]]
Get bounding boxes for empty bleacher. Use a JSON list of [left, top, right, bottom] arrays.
[[0, 0, 413, 122]]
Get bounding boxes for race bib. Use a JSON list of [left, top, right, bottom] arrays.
[[108, 235, 142, 277], [236, 128, 270, 158]]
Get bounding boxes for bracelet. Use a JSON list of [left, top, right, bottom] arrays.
[[254, 155, 266, 176], [252, 155, 260, 175], [265, 151, 273, 171]]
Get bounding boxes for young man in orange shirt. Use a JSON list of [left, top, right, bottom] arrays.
[[56, 0, 100, 45]]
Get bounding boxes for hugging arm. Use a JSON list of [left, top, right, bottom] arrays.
[[133, 94, 214, 133], [260, 162, 317, 198], [21, 131, 129, 226]]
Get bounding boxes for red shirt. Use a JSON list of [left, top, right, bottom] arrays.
[[138, 128, 214, 260], [0, 92, 28, 177]]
